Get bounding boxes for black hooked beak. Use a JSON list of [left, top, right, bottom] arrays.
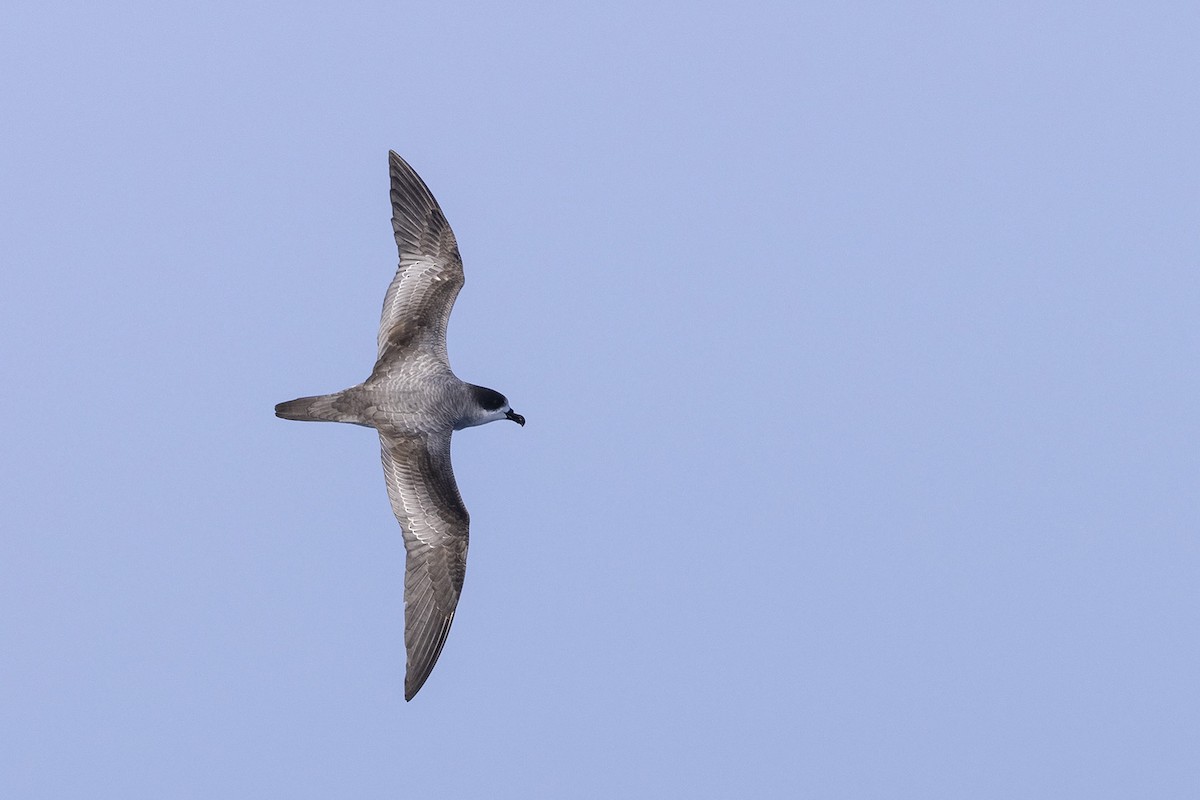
[[505, 409, 526, 427]]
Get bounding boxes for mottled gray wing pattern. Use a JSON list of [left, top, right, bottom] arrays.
[[378, 429, 470, 701], [376, 151, 465, 368]]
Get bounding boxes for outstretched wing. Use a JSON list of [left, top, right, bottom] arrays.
[[376, 151, 465, 369], [378, 429, 470, 701]]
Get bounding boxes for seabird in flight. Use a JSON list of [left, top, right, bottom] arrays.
[[276, 151, 524, 700]]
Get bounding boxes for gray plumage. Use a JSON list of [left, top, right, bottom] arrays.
[[276, 151, 524, 701]]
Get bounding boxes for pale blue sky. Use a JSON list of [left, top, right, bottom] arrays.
[[2, 1, 1197, 797]]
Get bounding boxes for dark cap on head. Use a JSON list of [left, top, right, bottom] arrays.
[[470, 385, 508, 412]]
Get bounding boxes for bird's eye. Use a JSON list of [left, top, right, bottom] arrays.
[[472, 386, 507, 412]]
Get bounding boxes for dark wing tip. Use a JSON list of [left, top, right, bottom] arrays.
[[388, 150, 433, 199], [386, 150, 459, 260], [403, 612, 455, 701]]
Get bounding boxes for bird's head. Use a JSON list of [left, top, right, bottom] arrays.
[[460, 385, 525, 429]]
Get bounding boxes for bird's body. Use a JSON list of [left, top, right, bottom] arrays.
[[277, 369, 481, 432], [275, 152, 523, 700]]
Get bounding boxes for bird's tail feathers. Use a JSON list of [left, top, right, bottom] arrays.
[[274, 393, 353, 423]]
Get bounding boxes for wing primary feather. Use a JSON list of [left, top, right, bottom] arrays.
[[405, 610, 455, 701], [379, 431, 470, 700], [375, 152, 465, 366]]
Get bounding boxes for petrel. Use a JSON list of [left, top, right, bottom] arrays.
[[275, 151, 524, 700]]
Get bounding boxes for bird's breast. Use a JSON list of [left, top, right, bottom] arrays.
[[361, 369, 465, 432]]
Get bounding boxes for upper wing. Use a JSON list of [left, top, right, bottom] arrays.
[[376, 151, 465, 368], [378, 429, 470, 701]]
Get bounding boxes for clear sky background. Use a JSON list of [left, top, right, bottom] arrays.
[[2, 2, 1197, 797]]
